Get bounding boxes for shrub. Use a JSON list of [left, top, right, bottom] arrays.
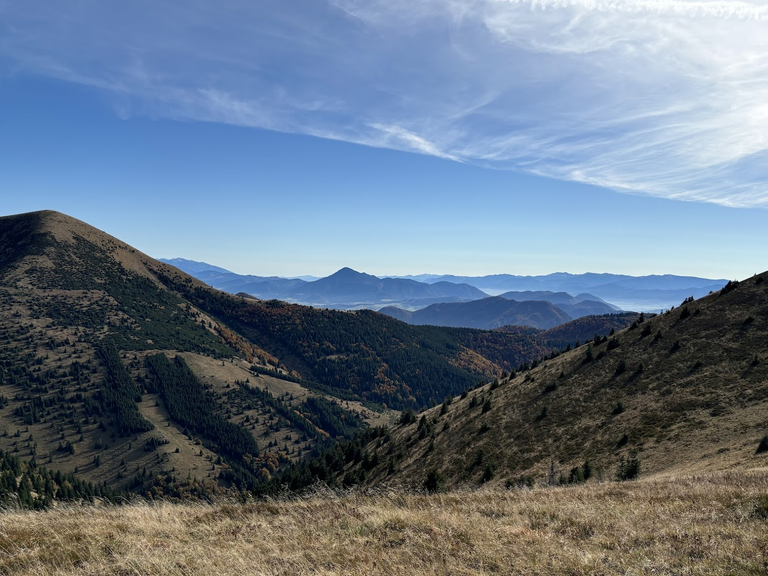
[[690, 360, 703, 371], [535, 406, 548, 422], [423, 469, 445, 492], [506, 475, 536, 489], [399, 409, 416, 425], [612, 402, 625, 415], [543, 382, 557, 394], [567, 460, 592, 484], [757, 435, 768, 454], [753, 495, 768, 520], [617, 433, 629, 448], [568, 466, 584, 484], [616, 452, 640, 481], [417, 416, 434, 439], [362, 451, 379, 471], [720, 280, 739, 296], [614, 361, 627, 376], [481, 462, 496, 483], [482, 399, 492, 414], [669, 341, 681, 354]]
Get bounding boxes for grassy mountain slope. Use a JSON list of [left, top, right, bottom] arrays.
[[0, 211, 394, 496], [0, 212, 349, 495], [347, 273, 768, 489], [513, 312, 641, 348], [1, 471, 766, 575]]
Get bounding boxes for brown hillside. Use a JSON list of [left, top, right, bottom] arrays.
[[352, 273, 768, 489], [0, 211, 385, 495]]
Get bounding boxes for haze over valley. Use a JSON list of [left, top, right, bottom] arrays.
[[161, 257, 727, 319]]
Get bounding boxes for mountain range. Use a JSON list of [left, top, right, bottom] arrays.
[[164, 259, 624, 329], [312, 272, 768, 490], [160, 259, 488, 310], [380, 291, 620, 330], [0, 210, 763, 508], [161, 258, 727, 315], [380, 297, 571, 330], [398, 272, 728, 312], [0, 210, 636, 501]]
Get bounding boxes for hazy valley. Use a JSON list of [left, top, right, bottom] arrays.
[[162, 258, 727, 315]]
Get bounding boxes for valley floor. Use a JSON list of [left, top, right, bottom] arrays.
[[1, 470, 767, 575]]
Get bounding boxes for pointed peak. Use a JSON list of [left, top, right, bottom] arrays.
[[328, 267, 371, 279]]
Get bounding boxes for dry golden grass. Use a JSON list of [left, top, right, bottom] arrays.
[[1, 471, 767, 575]]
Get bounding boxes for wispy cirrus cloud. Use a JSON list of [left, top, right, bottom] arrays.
[[2, 0, 767, 207]]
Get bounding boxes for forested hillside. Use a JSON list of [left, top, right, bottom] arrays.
[[148, 270, 563, 409], [331, 274, 768, 490]]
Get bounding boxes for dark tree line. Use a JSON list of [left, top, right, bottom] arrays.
[[0, 450, 119, 509], [144, 354, 259, 460], [301, 396, 364, 439], [256, 426, 390, 496], [96, 341, 154, 436]]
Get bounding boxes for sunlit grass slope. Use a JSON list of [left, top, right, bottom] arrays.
[[1, 470, 767, 575]]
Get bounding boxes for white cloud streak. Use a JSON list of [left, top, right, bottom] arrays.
[[2, 0, 768, 207]]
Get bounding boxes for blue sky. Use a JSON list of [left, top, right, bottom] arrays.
[[1, 0, 767, 279]]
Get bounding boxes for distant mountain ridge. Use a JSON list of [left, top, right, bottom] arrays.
[[159, 257, 232, 275], [498, 290, 619, 319], [161, 259, 726, 313], [160, 259, 489, 310], [399, 272, 727, 311], [379, 290, 627, 330], [380, 297, 572, 330], [287, 267, 487, 306]]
